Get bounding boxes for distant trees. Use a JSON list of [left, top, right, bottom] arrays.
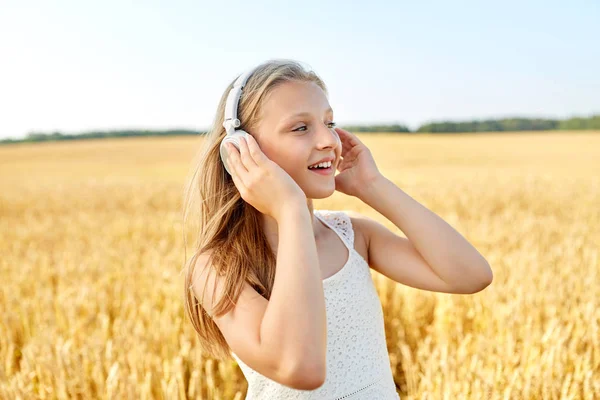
[[339, 124, 411, 133], [416, 115, 600, 133], [1, 114, 598, 144], [1, 129, 203, 144], [558, 115, 600, 130]]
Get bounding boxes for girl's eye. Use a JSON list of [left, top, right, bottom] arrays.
[[292, 121, 337, 132]]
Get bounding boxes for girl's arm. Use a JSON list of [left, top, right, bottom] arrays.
[[192, 201, 327, 390], [352, 176, 493, 294], [204, 132, 326, 388], [259, 201, 327, 386], [332, 127, 492, 294]]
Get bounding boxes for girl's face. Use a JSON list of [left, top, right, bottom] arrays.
[[252, 80, 341, 199]]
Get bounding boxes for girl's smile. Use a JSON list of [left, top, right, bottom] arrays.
[[308, 163, 335, 176], [308, 156, 336, 176]]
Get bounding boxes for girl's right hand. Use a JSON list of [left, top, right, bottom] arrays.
[[225, 134, 306, 221]]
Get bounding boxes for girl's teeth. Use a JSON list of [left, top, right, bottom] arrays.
[[309, 161, 331, 169]]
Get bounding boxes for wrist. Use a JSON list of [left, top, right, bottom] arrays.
[[357, 174, 388, 201], [275, 200, 309, 223]]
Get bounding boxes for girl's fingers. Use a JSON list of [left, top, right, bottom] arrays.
[[245, 134, 267, 165], [335, 128, 357, 155], [228, 157, 245, 192], [238, 136, 258, 169], [336, 127, 360, 146], [227, 143, 248, 176], [341, 138, 352, 153], [339, 135, 352, 155]]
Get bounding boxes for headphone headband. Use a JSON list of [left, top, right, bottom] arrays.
[[222, 66, 260, 135]]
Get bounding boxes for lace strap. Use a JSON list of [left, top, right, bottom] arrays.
[[318, 209, 355, 248]]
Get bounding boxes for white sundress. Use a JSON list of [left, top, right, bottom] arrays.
[[231, 209, 401, 399]]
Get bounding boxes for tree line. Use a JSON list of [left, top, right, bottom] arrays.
[[416, 115, 600, 133], [1, 114, 598, 144]]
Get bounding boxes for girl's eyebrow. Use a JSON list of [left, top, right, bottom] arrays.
[[280, 107, 334, 124]]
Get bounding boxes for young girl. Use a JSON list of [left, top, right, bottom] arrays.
[[183, 59, 493, 399]]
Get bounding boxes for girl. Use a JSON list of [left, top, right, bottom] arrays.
[[183, 59, 493, 399]]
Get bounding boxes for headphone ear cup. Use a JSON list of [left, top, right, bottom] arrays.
[[220, 130, 249, 175]]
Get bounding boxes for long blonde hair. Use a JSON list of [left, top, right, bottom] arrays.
[[182, 59, 328, 361]]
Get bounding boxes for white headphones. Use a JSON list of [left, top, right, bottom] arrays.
[[219, 65, 260, 176]]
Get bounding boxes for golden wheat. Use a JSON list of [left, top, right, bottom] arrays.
[[1, 132, 598, 399]]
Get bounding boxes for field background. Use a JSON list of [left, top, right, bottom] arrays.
[[1, 131, 599, 399]]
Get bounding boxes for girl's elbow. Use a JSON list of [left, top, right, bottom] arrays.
[[285, 362, 326, 390], [472, 265, 493, 293]]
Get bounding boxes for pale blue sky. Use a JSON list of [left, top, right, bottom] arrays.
[[1, 0, 598, 139]]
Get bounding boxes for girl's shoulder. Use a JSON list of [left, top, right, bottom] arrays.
[[315, 209, 369, 261], [315, 208, 365, 229]]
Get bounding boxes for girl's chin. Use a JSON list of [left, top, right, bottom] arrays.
[[303, 183, 336, 199]]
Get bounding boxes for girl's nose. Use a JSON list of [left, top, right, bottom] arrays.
[[318, 125, 339, 149]]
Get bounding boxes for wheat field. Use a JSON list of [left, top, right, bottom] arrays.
[[1, 131, 598, 399]]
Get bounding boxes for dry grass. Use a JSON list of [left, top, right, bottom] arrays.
[[1, 131, 598, 399]]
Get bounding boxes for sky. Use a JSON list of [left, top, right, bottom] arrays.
[[0, 0, 598, 139]]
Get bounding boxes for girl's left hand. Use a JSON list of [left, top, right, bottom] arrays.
[[333, 127, 382, 197]]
